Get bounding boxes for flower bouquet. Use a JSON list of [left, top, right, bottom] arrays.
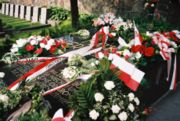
[[10, 36, 68, 57]]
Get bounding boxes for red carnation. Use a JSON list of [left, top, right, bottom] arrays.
[[41, 39, 47, 44], [25, 44, 35, 51], [55, 40, 61, 47], [131, 45, 142, 53], [60, 40, 67, 49], [34, 48, 43, 55], [144, 47, 155, 57], [111, 47, 118, 53], [103, 49, 109, 56], [50, 46, 57, 54]]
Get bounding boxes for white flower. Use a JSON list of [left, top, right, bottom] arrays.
[[0, 72, 5, 78], [89, 109, 99, 120], [94, 92, 104, 102], [47, 39, 55, 45], [98, 52, 104, 59], [91, 62, 95, 67], [10, 47, 18, 53], [134, 97, 140, 106], [40, 43, 45, 48], [61, 66, 79, 80], [111, 105, 121, 114], [16, 39, 27, 47], [104, 81, 115, 90], [144, 3, 149, 8], [135, 52, 142, 59], [128, 93, 135, 101], [0, 94, 9, 103], [151, 4, 154, 7], [95, 60, 99, 65], [12, 44, 18, 48], [123, 49, 131, 57], [118, 111, 128, 121], [30, 39, 38, 45], [108, 54, 114, 60], [45, 44, 51, 50], [128, 103, 135, 112]]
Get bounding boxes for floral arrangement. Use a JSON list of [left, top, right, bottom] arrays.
[[69, 58, 146, 121], [93, 13, 133, 31], [10, 36, 68, 57], [61, 54, 98, 81]]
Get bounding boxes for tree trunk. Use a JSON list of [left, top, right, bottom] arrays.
[[70, 0, 79, 29]]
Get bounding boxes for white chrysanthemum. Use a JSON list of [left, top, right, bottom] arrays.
[[40, 43, 46, 48], [135, 52, 142, 59], [0, 94, 9, 103], [30, 39, 38, 45], [10, 47, 18, 53], [123, 49, 131, 57], [94, 92, 104, 102], [61, 66, 79, 80], [89, 109, 99, 120], [128, 103, 135, 112], [95, 60, 99, 65], [16, 39, 27, 47], [0, 72, 5, 78], [128, 93, 135, 101], [98, 52, 104, 59], [45, 44, 51, 50], [151, 4, 154, 7], [134, 97, 140, 106], [144, 3, 149, 8], [91, 62, 95, 67], [104, 81, 115, 90], [118, 111, 128, 121], [47, 39, 55, 45], [111, 105, 121, 114]]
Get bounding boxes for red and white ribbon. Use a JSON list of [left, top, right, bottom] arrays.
[[52, 109, 74, 121]]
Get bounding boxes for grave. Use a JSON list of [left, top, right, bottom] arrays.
[[32, 6, 39, 22], [5, 3, 9, 15], [14, 4, 20, 18], [20, 5, 25, 19], [25, 6, 32, 21], [1, 3, 5, 14], [9, 4, 14, 17], [40, 7, 47, 24]]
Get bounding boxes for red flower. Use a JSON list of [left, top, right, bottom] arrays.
[[144, 47, 155, 57], [131, 45, 142, 53], [55, 40, 61, 47], [34, 48, 43, 55], [60, 40, 67, 49], [103, 49, 109, 56], [111, 25, 116, 30], [111, 47, 118, 53], [25, 44, 35, 51], [49, 46, 57, 54], [41, 39, 47, 44], [139, 45, 146, 54]]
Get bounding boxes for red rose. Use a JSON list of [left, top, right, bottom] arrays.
[[34, 48, 43, 55], [131, 45, 141, 53], [144, 47, 155, 57], [25, 44, 35, 51], [49, 46, 57, 54], [139, 45, 146, 54]]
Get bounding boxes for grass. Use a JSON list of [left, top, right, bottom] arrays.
[[0, 14, 40, 31]]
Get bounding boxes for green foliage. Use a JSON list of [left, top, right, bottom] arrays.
[[79, 14, 97, 29], [48, 7, 70, 21]]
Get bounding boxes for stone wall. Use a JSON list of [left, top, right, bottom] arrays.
[[9, 0, 139, 15]]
